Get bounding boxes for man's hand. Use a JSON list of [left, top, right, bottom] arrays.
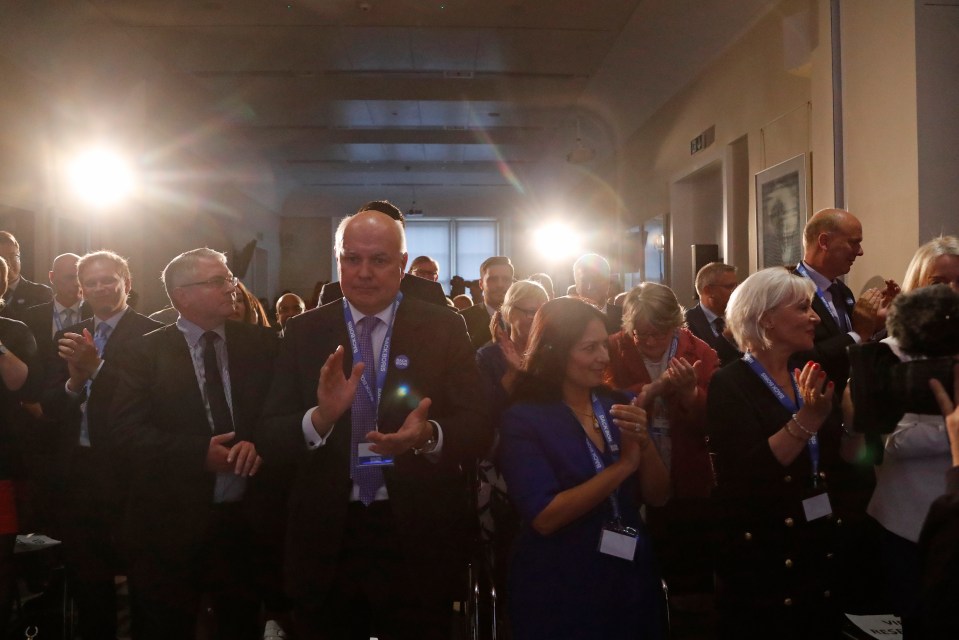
[[59, 329, 101, 389], [227, 440, 262, 477], [851, 288, 883, 338], [206, 431, 236, 473], [366, 398, 432, 457], [312, 345, 364, 437]]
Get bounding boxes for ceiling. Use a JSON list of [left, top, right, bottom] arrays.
[[0, 0, 778, 216]]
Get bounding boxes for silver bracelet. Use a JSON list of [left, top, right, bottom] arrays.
[[791, 414, 816, 438]]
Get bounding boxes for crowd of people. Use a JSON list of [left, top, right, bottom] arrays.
[[0, 204, 957, 640]]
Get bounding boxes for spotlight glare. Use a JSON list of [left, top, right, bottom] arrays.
[[534, 222, 581, 260], [68, 148, 136, 207]]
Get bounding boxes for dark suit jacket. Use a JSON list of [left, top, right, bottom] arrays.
[[789, 277, 856, 394], [1, 277, 52, 320], [917, 466, 959, 637], [108, 321, 278, 556], [460, 303, 492, 350], [685, 303, 741, 367], [22, 300, 93, 363], [257, 296, 491, 606], [319, 273, 448, 308], [42, 309, 162, 452]]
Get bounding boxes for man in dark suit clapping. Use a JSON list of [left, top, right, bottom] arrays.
[[259, 205, 490, 640], [41, 250, 162, 640]]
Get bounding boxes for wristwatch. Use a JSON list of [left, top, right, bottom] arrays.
[[412, 420, 439, 455]]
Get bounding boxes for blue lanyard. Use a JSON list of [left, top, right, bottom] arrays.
[[666, 331, 679, 361], [796, 263, 849, 331], [583, 392, 623, 522], [342, 293, 403, 408], [742, 353, 820, 479]]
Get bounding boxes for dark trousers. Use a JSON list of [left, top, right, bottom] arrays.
[[293, 501, 451, 640], [60, 447, 120, 640], [128, 502, 259, 640]]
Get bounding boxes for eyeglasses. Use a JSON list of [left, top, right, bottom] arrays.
[[632, 328, 672, 342], [178, 275, 238, 289], [512, 305, 540, 319]]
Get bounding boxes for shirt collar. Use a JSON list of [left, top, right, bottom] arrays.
[[176, 315, 226, 348], [346, 298, 398, 328], [484, 302, 497, 318], [800, 261, 834, 291], [700, 303, 720, 324], [94, 306, 128, 332], [53, 299, 82, 314]]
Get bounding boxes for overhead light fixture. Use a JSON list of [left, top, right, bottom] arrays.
[[566, 117, 595, 164], [67, 147, 137, 207]]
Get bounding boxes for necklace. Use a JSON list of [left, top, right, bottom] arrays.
[[568, 406, 600, 431]]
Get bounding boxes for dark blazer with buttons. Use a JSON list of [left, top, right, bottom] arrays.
[[685, 303, 741, 367], [42, 309, 162, 453], [1, 277, 52, 320], [257, 295, 491, 607], [707, 359, 842, 619], [108, 320, 278, 557]]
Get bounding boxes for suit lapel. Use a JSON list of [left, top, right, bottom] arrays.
[[811, 294, 842, 335]]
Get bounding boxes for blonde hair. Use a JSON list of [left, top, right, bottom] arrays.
[[501, 280, 548, 325], [901, 236, 959, 293]]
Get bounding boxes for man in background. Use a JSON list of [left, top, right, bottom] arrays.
[[0, 230, 52, 320], [685, 262, 741, 366], [460, 255, 513, 350]]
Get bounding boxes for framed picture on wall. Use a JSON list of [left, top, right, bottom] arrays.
[[755, 153, 808, 269]]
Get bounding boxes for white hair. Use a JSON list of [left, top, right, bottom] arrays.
[[726, 267, 815, 352]]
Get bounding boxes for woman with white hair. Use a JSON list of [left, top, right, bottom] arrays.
[[707, 267, 842, 638]]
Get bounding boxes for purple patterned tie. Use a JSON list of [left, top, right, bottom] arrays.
[[351, 315, 383, 506]]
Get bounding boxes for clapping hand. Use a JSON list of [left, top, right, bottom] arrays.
[[366, 398, 433, 456], [661, 357, 701, 406], [794, 361, 834, 431], [312, 345, 364, 435]]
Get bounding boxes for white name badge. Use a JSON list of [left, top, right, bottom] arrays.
[[802, 491, 833, 522], [598, 527, 637, 561], [356, 443, 394, 467]]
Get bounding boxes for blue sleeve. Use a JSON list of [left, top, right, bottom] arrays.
[[499, 406, 563, 524]]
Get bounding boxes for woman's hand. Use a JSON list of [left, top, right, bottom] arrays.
[[611, 394, 650, 471], [662, 357, 700, 406], [494, 321, 523, 372], [794, 361, 834, 431]]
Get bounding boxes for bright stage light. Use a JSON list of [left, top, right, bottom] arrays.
[[533, 222, 581, 260], [68, 148, 136, 207]]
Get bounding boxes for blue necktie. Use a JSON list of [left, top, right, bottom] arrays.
[[351, 316, 384, 506], [79, 322, 112, 446]]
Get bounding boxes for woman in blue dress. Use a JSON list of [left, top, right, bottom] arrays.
[[499, 297, 670, 640]]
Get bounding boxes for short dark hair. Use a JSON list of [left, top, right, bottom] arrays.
[[357, 201, 405, 227], [479, 256, 513, 278]]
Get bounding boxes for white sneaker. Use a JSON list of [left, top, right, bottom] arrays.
[[263, 619, 287, 640]]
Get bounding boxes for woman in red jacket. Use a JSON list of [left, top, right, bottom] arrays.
[[604, 282, 719, 594]]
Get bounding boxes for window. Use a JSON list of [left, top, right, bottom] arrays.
[[405, 219, 498, 292]]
